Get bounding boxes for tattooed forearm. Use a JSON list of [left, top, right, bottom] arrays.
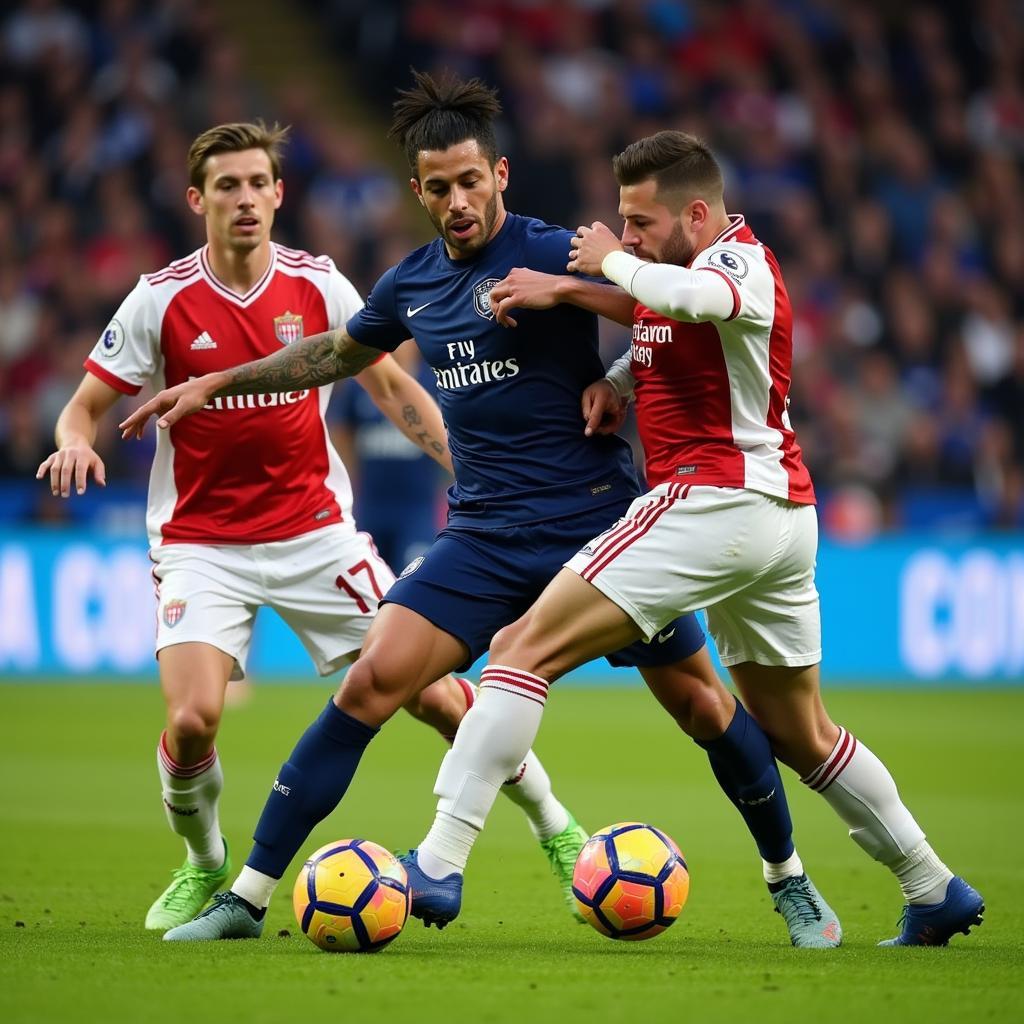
[[402, 404, 423, 426], [213, 330, 379, 397]]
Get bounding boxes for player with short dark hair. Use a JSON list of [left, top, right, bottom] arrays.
[[431, 128, 984, 947], [38, 117, 589, 933], [123, 76, 838, 948]]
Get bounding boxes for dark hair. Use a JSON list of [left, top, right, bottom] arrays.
[[389, 69, 502, 175], [188, 120, 289, 190], [612, 130, 723, 209]]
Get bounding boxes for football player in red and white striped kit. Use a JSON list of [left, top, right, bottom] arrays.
[[37, 121, 588, 931], [430, 130, 984, 946]]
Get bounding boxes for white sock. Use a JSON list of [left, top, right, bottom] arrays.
[[890, 841, 954, 905], [501, 751, 571, 841], [803, 727, 952, 902], [156, 731, 225, 870], [449, 679, 569, 841], [232, 865, 278, 910], [762, 849, 805, 885], [418, 665, 549, 876]]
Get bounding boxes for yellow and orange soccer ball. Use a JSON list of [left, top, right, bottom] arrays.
[[293, 839, 411, 952], [572, 822, 689, 940]]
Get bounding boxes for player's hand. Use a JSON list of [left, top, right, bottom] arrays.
[[489, 268, 563, 328], [118, 376, 217, 438], [36, 443, 106, 497], [568, 222, 623, 277], [582, 378, 627, 437]]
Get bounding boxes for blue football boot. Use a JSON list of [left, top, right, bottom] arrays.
[[878, 876, 984, 946], [398, 850, 463, 930]]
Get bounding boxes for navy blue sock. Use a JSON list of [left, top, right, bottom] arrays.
[[697, 700, 795, 864], [246, 697, 379, 878]]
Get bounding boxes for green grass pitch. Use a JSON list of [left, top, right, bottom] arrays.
[[1, 683, 1021, 1024]]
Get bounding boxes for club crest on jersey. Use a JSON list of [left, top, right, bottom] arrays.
[[99, 319, 125, 358], [273, 311, 304, 345], [399, 556, 424, 579], [710, 249, 749, 280], [163, 599, 187, 628], [472, 278, 501, 320]]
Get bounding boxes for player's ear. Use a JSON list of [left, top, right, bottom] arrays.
[[688, 198, 709, 232], [409, 177, 426, 207], [186, 186, 205, 216], [273, 178, 284, 209], [494, 156, 509, 192]]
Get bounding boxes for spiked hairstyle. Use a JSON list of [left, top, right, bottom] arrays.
[[389, 69, 502, 176]]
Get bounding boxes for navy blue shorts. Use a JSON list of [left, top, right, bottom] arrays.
[[382, 502, 706, 674]]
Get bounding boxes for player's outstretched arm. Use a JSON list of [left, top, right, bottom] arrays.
[[489, 268, 633, 328], [356, 354, 454, 474], [119, 328, 380, 437], [37, 374, 122, 496]]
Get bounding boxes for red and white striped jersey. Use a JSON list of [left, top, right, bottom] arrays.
[[85, 243, 364, 546], [610, 215, 814, 504]]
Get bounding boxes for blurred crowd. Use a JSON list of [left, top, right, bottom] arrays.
[[2, 0, 1023, 535]]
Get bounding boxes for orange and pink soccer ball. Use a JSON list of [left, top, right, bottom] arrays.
[[293, 839, 412, 952], [572, 822, 689, 940]]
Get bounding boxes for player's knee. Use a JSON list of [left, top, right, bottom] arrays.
[[403, 678, 459, 732], [662, 678, 730, 738], [489, 619, 528, 665], [166, 702, 219, 748], [339, 654, 409, 722]]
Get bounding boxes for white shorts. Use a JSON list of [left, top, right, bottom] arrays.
[[150, 523, 396, 679], [565, 485, 821, 668]]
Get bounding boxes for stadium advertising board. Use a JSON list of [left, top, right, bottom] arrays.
[[0, 530, 1021, 684]]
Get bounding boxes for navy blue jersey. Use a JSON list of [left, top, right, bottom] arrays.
[[346, 213, 640, 528]]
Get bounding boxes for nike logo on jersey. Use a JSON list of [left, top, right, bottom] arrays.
[[407, 301, 433, 317], [190, 331, 217, 350], [656, 628, 676, 644]]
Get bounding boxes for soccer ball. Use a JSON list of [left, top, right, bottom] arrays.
[[292, 839, 412, 952], [572, 822, 689, 940]]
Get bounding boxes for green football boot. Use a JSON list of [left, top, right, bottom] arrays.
[[144, 840, 231, 931], [540, 815, 590, 924], [163, 891, 264, 942], [770, 873, 842, 948]]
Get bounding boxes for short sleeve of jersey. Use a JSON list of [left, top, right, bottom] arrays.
[[523, 221, 576, 275], [324, 260, 364, 329], [84, 277, 160, 394], [345, 265, 407, 353], [692, 244, 774, 325]]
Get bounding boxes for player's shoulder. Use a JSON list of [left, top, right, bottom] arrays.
[[505, 212, 574, 273], [141, 247, 204, 291], [273, 242, 334, 274], [695, 215, 771, 287], [514, 212, 574, 247]]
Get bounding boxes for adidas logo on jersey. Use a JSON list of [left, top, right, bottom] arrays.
[[190, 331, 217, 350]]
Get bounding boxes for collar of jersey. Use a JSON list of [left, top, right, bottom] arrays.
[[198, 244, 277, 307]]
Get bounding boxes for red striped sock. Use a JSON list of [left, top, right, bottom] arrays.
[[480, 665, 550, 707], [801, 727, 857, 792], [158, 730, 218, 779]]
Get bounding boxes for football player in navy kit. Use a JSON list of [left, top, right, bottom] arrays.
[[122, 72, 839, 947]]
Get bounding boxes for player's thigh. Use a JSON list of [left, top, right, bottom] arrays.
[[729, 662, 838, 776], [490, 568, 643, 681], [706, 500, 822, 671], [356, 602, 469, 695], [267, 526, 398, 677], [152, 543, 261, 681], [564, 485, 773, 642], [159, 641, 236, 739]]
